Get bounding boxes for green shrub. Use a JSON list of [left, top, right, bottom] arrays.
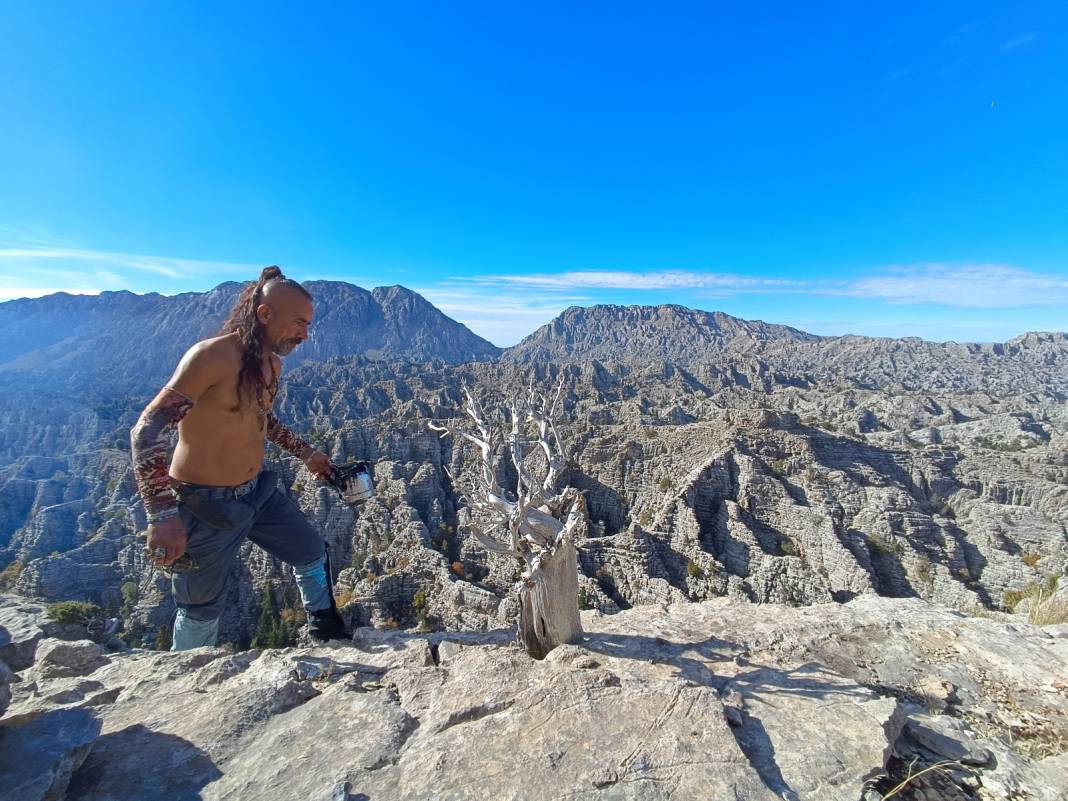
[[46, 600, 102, 625], [658, 477, 673, 492], [769, 459, 786, 476], [687, 561, 702, 578], [412, 589, 427, 610], [0, 560, 23, 590], [869, 532, 904, 557], [121, 581, 139, 610], [251, 588, 298, 649], [578, 587, 591, 610], [780, 538, 798, 557]]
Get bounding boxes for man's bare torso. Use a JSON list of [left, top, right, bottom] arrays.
[[170, 333, 279, 486]]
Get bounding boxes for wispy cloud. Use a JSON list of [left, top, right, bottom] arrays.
[[1002, 32, 1037, 51], [0, 246, 255, 280], [447, 264, 1068, 344], [467, 264, 1068, 308], [464, 269, 806, 293], [414, 286, 590, 346], [840, 263, 1068, 308]]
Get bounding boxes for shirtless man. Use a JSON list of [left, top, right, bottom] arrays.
[[130, 266, 348, 649]]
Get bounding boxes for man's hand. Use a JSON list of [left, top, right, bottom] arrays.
[[145, 517, 188, 566], [305, 450, 333, 481]]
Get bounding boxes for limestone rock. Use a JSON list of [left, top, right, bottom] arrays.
[[0, 707, 101, 801], [905, 713, 993, 766], [30, 638, 108, 680], [1, 591, 1064, 800]]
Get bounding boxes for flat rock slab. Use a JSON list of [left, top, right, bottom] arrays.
[[6, 594, 1065, 801], [906, 714, 993, 766], [0, 707, 101, 801], [39, 622, 899, 801]]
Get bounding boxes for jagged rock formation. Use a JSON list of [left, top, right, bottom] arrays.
[[1, 593, 1065, 801], [506, 304, 821, 364], [0, 290, 1065, 656], [2, 356, 1066, 649], [507, 304, 1068, 395]]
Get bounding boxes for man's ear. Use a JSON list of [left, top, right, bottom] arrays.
[[256, 303, 272, 324]]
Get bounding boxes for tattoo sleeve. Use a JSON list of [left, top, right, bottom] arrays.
[[264, 411, 314, 461], [130, 387, 194, 521]]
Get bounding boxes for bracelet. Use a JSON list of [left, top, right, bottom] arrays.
[[146, 506, 179, 524]]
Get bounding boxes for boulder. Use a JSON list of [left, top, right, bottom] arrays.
[[30, 639, 107, 680], [0, 707, 101, 801]]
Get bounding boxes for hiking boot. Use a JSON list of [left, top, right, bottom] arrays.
[[307, 602, 350, 643]]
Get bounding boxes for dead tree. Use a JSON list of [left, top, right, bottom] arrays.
[[430, 380, 584, 659]]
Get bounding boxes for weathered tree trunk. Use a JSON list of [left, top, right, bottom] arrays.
[[517, 536, 582, 659], [430, 380, 584, 660]]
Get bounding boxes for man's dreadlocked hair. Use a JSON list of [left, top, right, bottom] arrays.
[[218, 266, 312, 414]]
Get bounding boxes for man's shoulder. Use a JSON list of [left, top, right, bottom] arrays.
[[177, 334, 240, 377], [190, 333, 241, 361]]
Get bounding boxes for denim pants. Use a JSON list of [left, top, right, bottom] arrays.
[[169, 471, 330, 650]]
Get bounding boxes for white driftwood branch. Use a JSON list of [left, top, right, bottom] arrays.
[[430, 380, 583, 658]]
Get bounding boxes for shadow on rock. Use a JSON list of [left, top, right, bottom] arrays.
[[0, 706, 101, 801], [66, 724, 222, 801], [729, 707, 800, 801], [580, 630, 741, 685]]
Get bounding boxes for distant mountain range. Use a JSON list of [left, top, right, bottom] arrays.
[[2, 281, 1066, 397], [0, 282, 500, 395]]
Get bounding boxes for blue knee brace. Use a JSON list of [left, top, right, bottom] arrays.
[[292, 556, 332, 612]]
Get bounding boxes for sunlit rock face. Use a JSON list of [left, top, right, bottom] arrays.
[[0, 290, 1065, 650], [2, 593, 1065, 801]]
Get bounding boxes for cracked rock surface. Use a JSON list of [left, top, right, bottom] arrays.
[[2, 593, 1065, 801]]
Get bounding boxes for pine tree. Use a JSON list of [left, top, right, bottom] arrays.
[[251, 587, 280, 649]]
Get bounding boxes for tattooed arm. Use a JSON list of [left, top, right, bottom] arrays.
[[130, 341, 229, 564], [265, 411, 333, 479], [130, 387, 195, 522], [264, 411, 314, 461]]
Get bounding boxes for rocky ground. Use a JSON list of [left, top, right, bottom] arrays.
[[2, 359, 1064, 649], [1, 592, 1065, 801]]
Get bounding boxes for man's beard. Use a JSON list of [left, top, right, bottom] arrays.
[[271, 338, 301, 356]]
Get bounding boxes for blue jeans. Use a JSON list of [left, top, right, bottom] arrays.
[[169, 471, 330, 651]]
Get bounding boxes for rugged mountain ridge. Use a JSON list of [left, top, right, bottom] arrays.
[[505, 303, 1068, 396], [506, 303, 822, 363], [0, 281, 499, 395], [1, 288, 1065, 632]]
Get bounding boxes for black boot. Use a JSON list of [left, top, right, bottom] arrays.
[[307, 599, 349, 643]]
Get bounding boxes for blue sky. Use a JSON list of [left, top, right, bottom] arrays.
[[1, 2, 1065, 346]]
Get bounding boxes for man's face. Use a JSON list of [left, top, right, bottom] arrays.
[[257, 288, 313, 357]]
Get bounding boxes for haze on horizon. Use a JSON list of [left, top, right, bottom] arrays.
[[1, 2, 1065, 347]]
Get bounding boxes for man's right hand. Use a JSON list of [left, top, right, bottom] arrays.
[[145, 517, 188, 566]]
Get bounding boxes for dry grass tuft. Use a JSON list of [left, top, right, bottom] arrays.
[[1028, 587, 1068, 626]]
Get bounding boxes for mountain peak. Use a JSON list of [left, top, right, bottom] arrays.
[[506, 303, 820, 364]]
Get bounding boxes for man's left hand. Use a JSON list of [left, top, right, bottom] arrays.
[[305, 451, 333, 481]]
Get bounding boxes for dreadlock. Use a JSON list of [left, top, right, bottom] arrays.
[[218, 266, 312, 414]]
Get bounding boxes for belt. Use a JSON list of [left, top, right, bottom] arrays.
[[173, 473, 259, 502]]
